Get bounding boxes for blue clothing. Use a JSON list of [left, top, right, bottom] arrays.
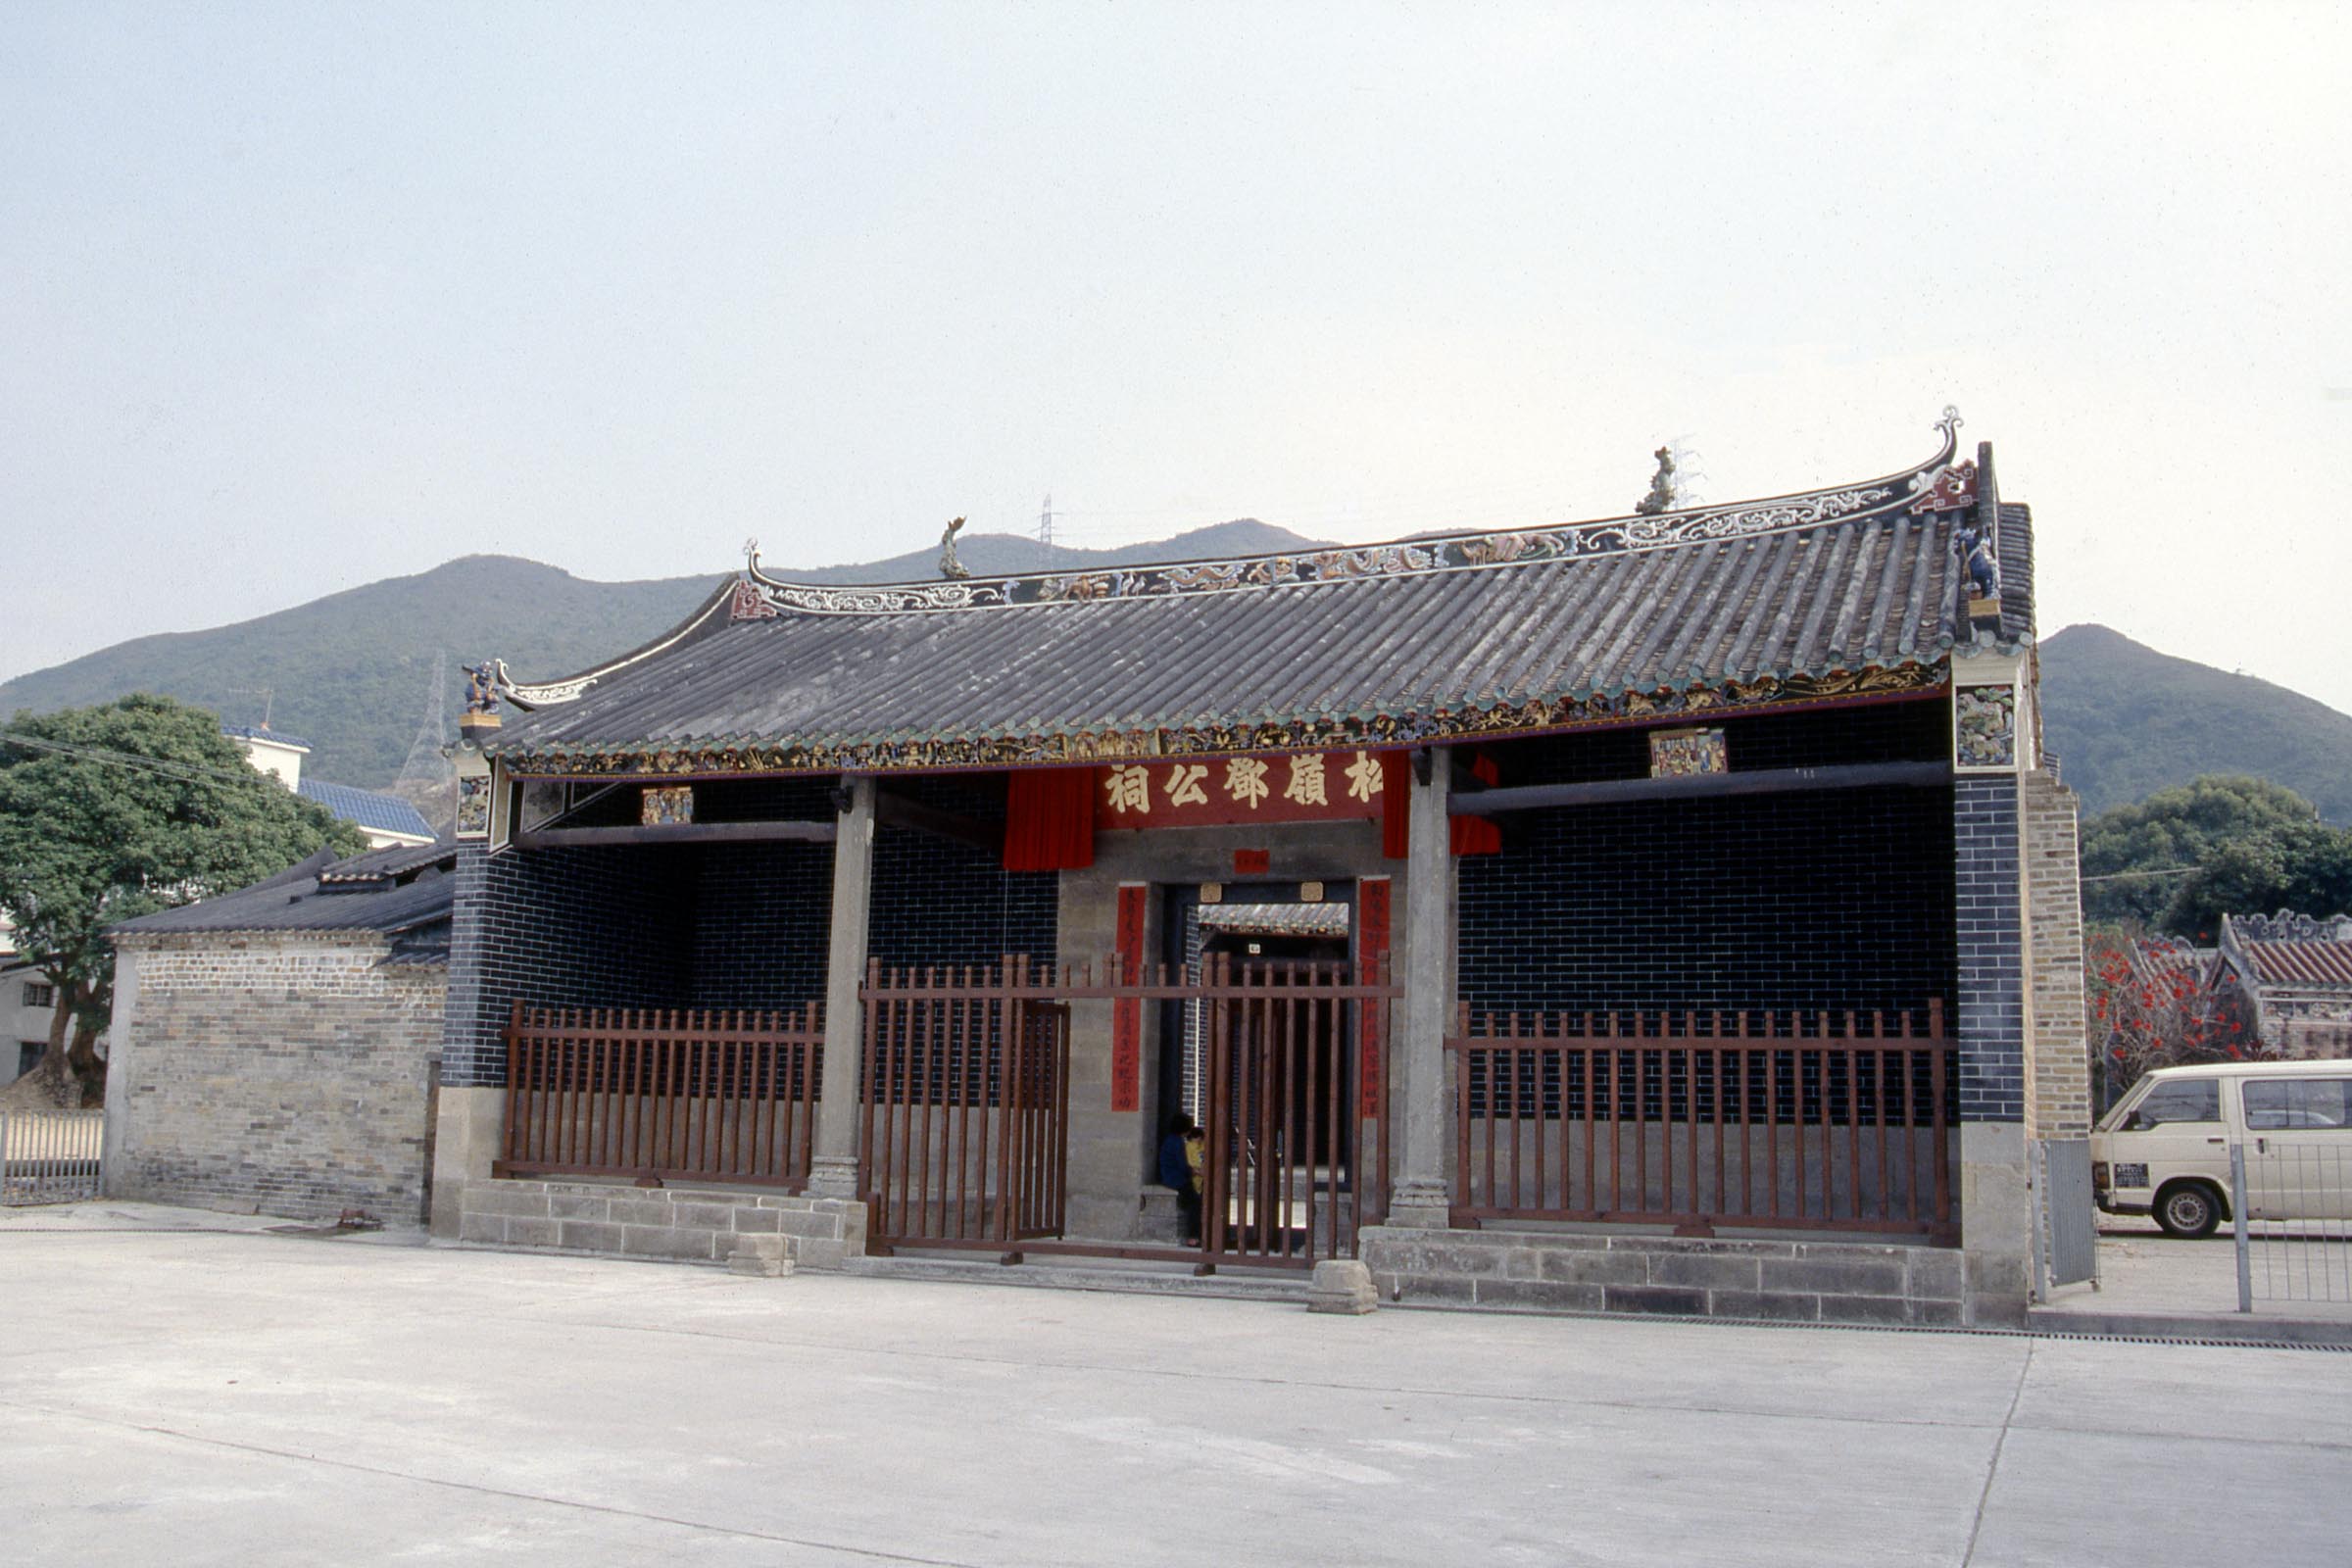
[[1158, 1132, 1193, 1190]]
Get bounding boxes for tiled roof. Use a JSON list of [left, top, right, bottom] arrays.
[[2132, 939, 2214, 986], [221, 724, 312, 751], [297, 779, 434, 839], [487, 414, 2026, 776], [318, 840, 454, 884], [112, 845, 456, 943], [2245, 941, 2352, 987]]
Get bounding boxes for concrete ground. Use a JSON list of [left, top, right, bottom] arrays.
[[2035, 1217, 2352, 1330], [4, 1204, 2351, 1567]]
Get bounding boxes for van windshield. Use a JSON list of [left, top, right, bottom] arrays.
[[2105, 1078, 2222, 1132]]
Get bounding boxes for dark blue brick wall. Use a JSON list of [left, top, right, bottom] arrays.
[[1458, 786, 1957, 1023], [1488, 698, 1948, 788], [1954, 774, 2025, 1122], [441, 842, 695, 1086], [867, 776, 1055, 974], [1457, 703, 1959, 1025], [689, 841, 834, 1005], [440, 792, 839, 1087]]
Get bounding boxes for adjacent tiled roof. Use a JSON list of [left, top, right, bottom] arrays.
[[2245, 942, 2352, 987], [2223, 911, 2352, 989], [221, 724, 312, 752], [2132, 939, 2215, 986], [318, 840, 455, 885], [488, 414, 2025, 776], [112, 845, 455, 947], [298, 779, 435, 840], [1200, 904, 1353, 939]]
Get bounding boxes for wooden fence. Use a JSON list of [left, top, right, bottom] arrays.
[[1446, 1004, 1953, 1239], [497, 1003, 821, 1188]]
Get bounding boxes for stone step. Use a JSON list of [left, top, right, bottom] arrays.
[[844, 1250, 1311, 1304]]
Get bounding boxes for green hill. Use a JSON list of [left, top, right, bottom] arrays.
[[2038, 624, 2352, 824], [0, 522, 1324, 789]]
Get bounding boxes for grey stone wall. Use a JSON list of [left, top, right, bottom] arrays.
[[108, 932, 444, 1225], [457, 1177, 865, 1270], [1361, 1225, 1965, 1326]]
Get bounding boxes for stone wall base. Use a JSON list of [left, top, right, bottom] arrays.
[[1360, 1226, 1968, 1327], [454, 1177, 867, 1271]]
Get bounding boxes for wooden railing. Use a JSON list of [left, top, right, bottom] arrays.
[[1446, 1004, 1953, 1239], [498, 1003, 821, 1188]]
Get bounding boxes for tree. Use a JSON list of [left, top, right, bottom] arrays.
[[2084, 923, 2264, 1100], [2080, 775, 2345, 934], [2166, 822, 2352, 939], [0, 695, 367, 1104]]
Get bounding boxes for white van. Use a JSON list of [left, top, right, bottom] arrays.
[[2091, 1058, 2352, 1238]]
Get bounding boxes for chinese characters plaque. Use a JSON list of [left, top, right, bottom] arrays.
[[1096, 751, 1387, 829]]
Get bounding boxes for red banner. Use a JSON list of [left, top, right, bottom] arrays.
[[1111, 883, 1147, 1112], [1357, 877, 1392, 1116], [1096, 751, 1387, 830]]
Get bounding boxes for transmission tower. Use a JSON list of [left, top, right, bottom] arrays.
[[395, 651, 453, 788], [1037, 493, 1056, 565]]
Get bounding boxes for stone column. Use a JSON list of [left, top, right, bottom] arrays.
[[808, 775, 875, 1199], [1390, 751, 1453, 1226]]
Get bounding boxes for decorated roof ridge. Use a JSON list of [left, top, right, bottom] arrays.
[[727, 409, 1975, 621], [486, 577, 737, 711]]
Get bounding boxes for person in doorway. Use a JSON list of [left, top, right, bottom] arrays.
[[1159, 1114, 1202, 1246]]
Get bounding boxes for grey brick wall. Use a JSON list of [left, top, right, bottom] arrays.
[[111, 932, 445, 1224], [2023, 769, 2088, 1137], [1955, 775, 2026, 1121]]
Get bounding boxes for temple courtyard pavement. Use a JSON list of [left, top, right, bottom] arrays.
[[3, 1203, 2347, 1567]]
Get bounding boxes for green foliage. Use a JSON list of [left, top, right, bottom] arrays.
[[0, 695, 367, 1041], [2041, 625, 2352, 825], [2082, 775, 2352, 937]]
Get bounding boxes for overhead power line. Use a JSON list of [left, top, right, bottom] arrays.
[[0, 731, 268, 790]]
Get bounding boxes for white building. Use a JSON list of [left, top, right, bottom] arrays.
[[222, 725, 434, 849]]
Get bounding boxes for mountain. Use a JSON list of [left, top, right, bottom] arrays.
[[2038, 624, 2352, 824], [0, 522, 1328, 790]]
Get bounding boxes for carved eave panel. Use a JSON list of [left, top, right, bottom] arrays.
[[492, 661, 1949, 781]]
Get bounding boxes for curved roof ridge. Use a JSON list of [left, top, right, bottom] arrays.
[[732, 409, 1971, 620]]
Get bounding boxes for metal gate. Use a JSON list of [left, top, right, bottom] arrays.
[[1, 1109, 104, 1205], [859, 958, 1070, 1252], [858, 953, 1393, 1268]]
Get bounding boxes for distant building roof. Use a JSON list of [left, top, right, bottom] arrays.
[[2245, 943, 2352, 987], [112, 844, 455, 955], [2223, 911, 2352, 989], [297, 779, 434, 841], [222, 724, 312, 752]]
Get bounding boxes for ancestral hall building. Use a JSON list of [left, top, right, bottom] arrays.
[[432, 412, 2086, 1325]]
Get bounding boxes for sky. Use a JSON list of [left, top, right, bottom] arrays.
[[4, 2, 2349, 710]]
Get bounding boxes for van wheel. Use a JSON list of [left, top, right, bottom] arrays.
[[2154, 1181, 2223, 1240]]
